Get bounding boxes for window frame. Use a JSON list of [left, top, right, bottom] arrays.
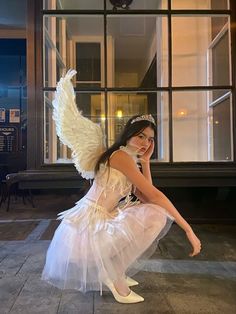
[[28, 0, 236, 173]]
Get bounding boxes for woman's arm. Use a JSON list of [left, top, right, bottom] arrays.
[[133, 188, 149, 203], [138, 140, 154, 184], [110, 150, 201, 257], [140, 162, 152, 184]]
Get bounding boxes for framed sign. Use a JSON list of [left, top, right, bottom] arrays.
[[0, 108, 6, 123], [9, 109, 20, 123]]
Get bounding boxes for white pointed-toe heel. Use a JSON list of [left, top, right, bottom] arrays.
[[126, 276, 139, 287], [101, 278, 144, 304]]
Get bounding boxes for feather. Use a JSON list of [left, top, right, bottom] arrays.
[[52, 69, 105, 179]]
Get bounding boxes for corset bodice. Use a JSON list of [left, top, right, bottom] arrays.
[[84, 146, 138, 211]]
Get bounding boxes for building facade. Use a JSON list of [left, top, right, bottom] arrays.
[[0, 0, 236, 220]]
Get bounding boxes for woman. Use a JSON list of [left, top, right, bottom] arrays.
[[41, 70, 201, 304]]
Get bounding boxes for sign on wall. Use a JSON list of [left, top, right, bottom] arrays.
[[0, 108, 6, 123], [9, 109, 20, 123], [0, 126, 18, 152]]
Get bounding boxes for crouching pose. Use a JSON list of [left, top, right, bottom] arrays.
[[42, 70, 201, 304]]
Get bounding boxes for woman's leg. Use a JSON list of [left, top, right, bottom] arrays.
[[109, 219, 159, 295]]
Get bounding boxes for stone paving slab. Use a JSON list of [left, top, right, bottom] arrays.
[[0, 254, 29, 277], [0, 219, 236, 313], [0, 222, 39, 241], [94, 290, 174, 314], [154, 224, 236, 261], [8, 275, 62, 314], [1, 271, 235, 314], [0, 276, 27, 314], [0, 245, 8, 262], [40, 220, 60, 240], [135, 272, 236, 314], [25, 220, 51, 241], [142, 259, 236, 279], [17, 253, 45, 276], [58, 292, 94, 314], [0, 240, 50, 256]]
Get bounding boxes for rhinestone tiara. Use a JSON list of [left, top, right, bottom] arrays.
[[131, 114, 156, 125]]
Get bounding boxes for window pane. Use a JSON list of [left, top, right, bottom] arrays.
[[43, 15, 104, 87], [107, 0, 167, 10], [44, 0, 103, 10], [76, 42, 101, 88], [172, 16, 230, 86], [44, 92, 105, 163], [107, 15, 168, 88], [173, 90, 233, 162], [107, 92, 169, 161], [171, 0, 229, 10]]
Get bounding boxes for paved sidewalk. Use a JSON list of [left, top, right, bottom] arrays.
[[0, 195, 236, 313]]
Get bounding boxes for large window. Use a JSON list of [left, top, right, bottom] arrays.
[[43, 0, 233, 164]]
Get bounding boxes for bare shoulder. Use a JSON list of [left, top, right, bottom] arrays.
[[109, 149, 136, 169], [109, 149, 156, 197], [109, 149, 153, 194]]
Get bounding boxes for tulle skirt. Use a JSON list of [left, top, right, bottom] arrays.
[[41, 197, 174, 293]]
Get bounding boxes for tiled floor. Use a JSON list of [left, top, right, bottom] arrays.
[[0, 193, 236, 313]]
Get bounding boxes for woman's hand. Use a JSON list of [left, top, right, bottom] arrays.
[[139, 140, 155, 163], [186, 229, 201, 257]]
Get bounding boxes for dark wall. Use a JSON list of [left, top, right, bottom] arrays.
[[160, 186, 236, 223], [0, 39, 27, 179]]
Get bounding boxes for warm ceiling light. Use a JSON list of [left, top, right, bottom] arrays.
[[116, 110, 123, 118], [101, 113, 106, 121], [176, 109, 187, 117]]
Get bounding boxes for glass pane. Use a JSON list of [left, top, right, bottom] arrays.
[[107, 15, 168, 88], [43, 15, 104, 87], [44, 92, 105, 163], [107, 0, 167, 10], [44, 0, 103, 10], [172, 16, 230, 86], [171, 0, 229, 10], [107, 92, 169, 161], [173, 90, 233, 162]]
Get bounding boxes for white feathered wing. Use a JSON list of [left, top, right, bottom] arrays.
[[52, 69, 105, 179]]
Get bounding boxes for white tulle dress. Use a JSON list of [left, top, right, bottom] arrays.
[[41, 147, 174, 292], [41, 70, 174, 293]]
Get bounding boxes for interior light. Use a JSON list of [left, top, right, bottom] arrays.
[[101, 113, 106, 121], [116, 110, 123, 118], [176, 109, 187, 118]]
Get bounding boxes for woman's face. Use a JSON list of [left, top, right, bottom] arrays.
[[127, 126, 155, 155]]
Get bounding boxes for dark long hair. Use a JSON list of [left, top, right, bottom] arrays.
[[95, 115, 156, 173]]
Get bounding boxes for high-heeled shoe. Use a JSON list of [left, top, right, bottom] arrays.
[[126, 276, 139, 287], [100, 278, 144, 303]]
